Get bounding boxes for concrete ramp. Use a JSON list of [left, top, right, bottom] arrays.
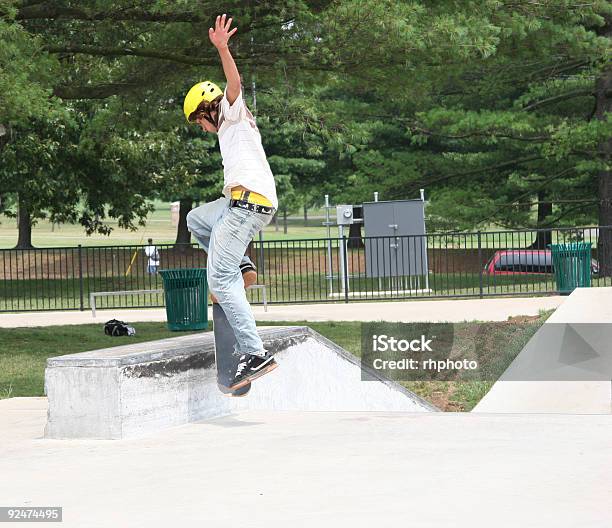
[[474, 287, 612, 414], [45, 326, 435, 439]]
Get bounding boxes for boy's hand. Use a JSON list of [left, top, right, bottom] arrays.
[[209, 13, 237, 50]]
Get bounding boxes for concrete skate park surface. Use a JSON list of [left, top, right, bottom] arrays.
[[2, 289, 611, 526], [1, 398, 611, 528], [473, 287, 612, 414]]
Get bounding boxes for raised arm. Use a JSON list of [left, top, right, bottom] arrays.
[[209, 14, 240, 105]]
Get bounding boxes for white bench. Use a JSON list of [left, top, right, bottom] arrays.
[[90, 289, 163, 317], [90, 285, 267, 317]]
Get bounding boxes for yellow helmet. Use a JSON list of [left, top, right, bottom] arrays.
[[183, 81, 223, 122]]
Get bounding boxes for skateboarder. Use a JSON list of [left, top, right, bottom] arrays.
[[184, 13, 278, 390]]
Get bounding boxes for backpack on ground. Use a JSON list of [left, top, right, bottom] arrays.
[[104, 319, 136, 337]]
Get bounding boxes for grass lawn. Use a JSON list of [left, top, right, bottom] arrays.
[[0, 312, 552, 411]]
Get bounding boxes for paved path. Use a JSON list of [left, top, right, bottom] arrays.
[[0, 397, 610, 528], [0, 295, 564, 328]]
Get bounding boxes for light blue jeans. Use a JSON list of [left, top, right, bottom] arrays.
[[187, 197, 272, 356]]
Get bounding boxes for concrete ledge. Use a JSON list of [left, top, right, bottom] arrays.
[[44, 327, 435, 439]]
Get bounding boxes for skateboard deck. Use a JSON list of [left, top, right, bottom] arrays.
[[212, 303, 251, 396]]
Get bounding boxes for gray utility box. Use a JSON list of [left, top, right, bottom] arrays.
[[362, 199, 428, 278]]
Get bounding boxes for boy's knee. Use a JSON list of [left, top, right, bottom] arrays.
[[186, 208, 200, 232], [187, 202, 218, 233]]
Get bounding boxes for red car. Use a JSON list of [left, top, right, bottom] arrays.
[[484, 249, 599, 275]]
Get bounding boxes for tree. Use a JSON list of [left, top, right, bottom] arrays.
[[308, 0, 611, 258], [2, 0, 610, 261], [0, 8, 65, 246], [400, 1, 611, 263], [0, 109, 82, 248], [1, 1, 340, 243]]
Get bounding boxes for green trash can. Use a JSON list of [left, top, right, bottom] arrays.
[[548, 242, 592, 295], [159, 268, 208, 331]]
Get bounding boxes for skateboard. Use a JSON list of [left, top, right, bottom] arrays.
[[212, 303, 251, 397]]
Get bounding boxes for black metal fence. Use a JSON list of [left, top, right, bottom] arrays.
[[1, 225, 610, 312]]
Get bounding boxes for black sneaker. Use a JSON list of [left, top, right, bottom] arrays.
[[230, 351, 278, 390]]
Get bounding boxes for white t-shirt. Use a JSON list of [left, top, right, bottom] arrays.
[[144, 245, 160, 265], [217, 87, 278, 209]]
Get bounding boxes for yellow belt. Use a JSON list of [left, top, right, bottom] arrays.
[[231, 190, 273, 207]]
